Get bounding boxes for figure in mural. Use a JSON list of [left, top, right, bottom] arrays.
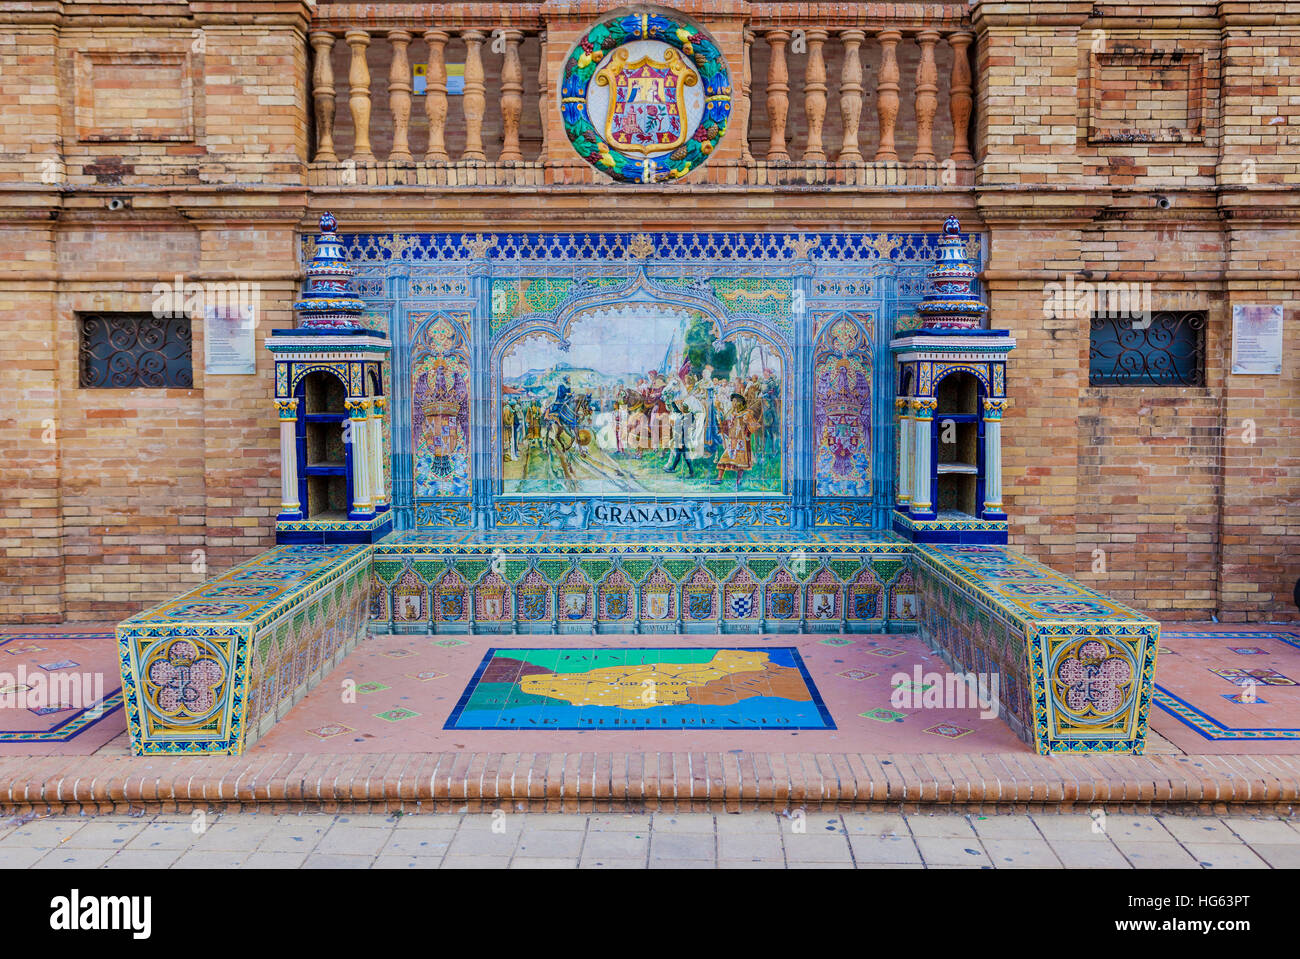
[[502, 398, 519, 462], [501, 313, 781, 496], [662, 398, 697, 477], [713, 393, 762, 489]]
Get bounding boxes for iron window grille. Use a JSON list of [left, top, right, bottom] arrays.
[[78, 312, 193, 388], [1089, 310, 1206, 387]]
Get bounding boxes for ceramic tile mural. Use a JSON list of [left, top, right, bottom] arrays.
[[327, 229, 974, 533], [500, 310, 783, 496]]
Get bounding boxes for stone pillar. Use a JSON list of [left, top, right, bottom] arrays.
[[895, 397, 912, 507], [982, 398, 1007, 518], [461, 30, 487, 162], [309, 32, 336, 162], [277, 399, 301, 518], [387, 31, 413, 162], [347, 398, 373, 517], [914, 31, 940, 164], [345, 30, 374, 162], [371, 396, 389, 511], [764, 29, 791, 163], [423, 30, 450, 163], [910, 398, 936, 515], [499, 29, 525, 163], [803, 28, 829, 164], [837, 29, 865, 164], [949, 31, 974, 166], [875, 29, 901, 163]]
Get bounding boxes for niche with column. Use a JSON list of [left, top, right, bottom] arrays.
[[297, 371, 351, 521], [932, 370, 982, 517]]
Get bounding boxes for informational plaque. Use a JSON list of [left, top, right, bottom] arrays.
[[204, 305, 256, 375], [1231, 304, 1283, 375]]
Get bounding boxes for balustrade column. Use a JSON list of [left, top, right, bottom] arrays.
[[345, 29, 374, 162], [949, 31, 975, 166], [538, 31, 549, 157], [803, 28, 829, 163], [276, 400, 301, 517], [309, 32, 336, 163], [895, 398, 912, 507], [388, 30, 413, 162], [736, 28, 754, 163], [461, 30, 487, 162], [914, 31, 940, 164], [423, 30, 450, 163], [764, 29, 791, 163], [875, 29, 901, 163], [837, 29, 865, 164], [499, 29, 525, 163]]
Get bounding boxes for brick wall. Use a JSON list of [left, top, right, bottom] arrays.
[[0, 0, 1297, 625]]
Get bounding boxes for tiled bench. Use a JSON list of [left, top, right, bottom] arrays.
[[118, 544, 373, 755], [912, 544, 1160, 754], [367, 532, 918, 636]]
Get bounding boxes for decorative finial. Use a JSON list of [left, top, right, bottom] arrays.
[[294, 211, 364, 332], [916, 214, 988, 331]]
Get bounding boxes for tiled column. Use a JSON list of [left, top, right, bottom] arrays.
[[982, 398, 1007, 518], [346, 398, 374, 518], [895, 397, 912, 507], [910, 398, 936, 517], [276, 399, 301, 519], [371, 397, 390, 512]]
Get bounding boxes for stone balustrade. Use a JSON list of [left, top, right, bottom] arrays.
[[306, 3, 975, 188]]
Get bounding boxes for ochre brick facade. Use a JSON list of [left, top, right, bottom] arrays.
[[0, 0, 1296, 624]]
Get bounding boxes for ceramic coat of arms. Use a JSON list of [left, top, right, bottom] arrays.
[[561, 12, 732, 183]]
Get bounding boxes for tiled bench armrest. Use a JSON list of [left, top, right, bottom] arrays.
[[117, 545, 373, 755], [912, 544, 1160, 755]]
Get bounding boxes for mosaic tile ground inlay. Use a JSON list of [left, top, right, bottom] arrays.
[[445, 646, 834, 730]]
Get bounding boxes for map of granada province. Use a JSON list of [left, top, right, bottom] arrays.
[[446, 648, 835, 730]]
